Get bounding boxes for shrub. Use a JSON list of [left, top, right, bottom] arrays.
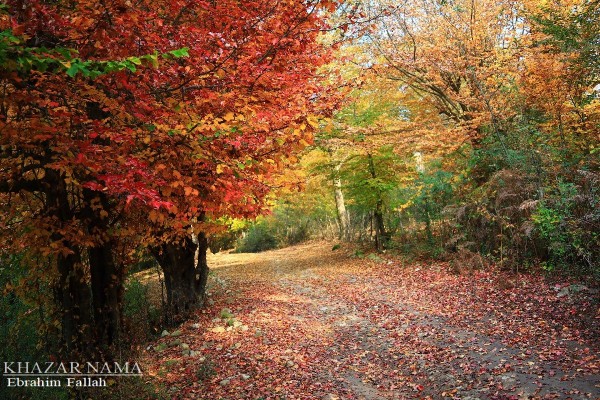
[[123, 278, 161, 343], [209, 229, 240, 253], [236, 220, 278, 253], [0, 254, 68, 400], [532, 179, 599, 276]]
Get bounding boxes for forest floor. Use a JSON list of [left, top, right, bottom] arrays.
[[142, 242, 600, 400]]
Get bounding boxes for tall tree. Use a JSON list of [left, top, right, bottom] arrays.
[[0, 0, 339, 357], [361, 0, 527, 147]]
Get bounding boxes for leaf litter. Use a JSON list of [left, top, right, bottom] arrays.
[[141, 242, 599, 399]]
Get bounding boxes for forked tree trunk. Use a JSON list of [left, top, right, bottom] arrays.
[[333, 163, 350, 241], [151, 233, 209, 323], [368, 154, 389, 252]]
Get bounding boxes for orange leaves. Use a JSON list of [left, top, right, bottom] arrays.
[[516, 0, 600, 149], [148, 210, 165, 224], [1, 0, 339, 267], [183, 186, 198, 197], [355, 0, 527, 145], [222, 112, 235, 122]]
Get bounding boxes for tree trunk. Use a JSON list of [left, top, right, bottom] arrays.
[[46, 169, 93, 357], [89, 242, 122, 354], [373, 199, 388, 252], [368, 154, 389, 252], [414, 152, 433, 246], [55, 250, 93, 356], [195, 233, 210, 300], [333, 163, 350, 241], [151, 233, 209, 323], [82, 189, 123, 357]]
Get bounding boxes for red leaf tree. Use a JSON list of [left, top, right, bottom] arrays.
[[0, 0, 338, 357]]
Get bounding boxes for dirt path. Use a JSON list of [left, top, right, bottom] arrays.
[[143, 242, 600, 399]]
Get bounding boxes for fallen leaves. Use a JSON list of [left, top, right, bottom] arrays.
[[141, 242, 600, 399]]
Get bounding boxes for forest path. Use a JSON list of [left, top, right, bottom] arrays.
[[144, 242, 600, 399]]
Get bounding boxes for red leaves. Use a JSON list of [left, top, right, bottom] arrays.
[[2, 4, 340, 370], [141, 243, 600, 399]]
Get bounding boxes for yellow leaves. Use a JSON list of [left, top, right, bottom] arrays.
[[23, 168, 45, 181], [307, 115, 323, 129], [40, 240, 76, 258], [216, 164, 226, 174], [395, 201, 413, 212], [90, 197, 102, 211]]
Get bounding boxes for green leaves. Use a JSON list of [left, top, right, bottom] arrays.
[[0, 29, 189, 79], [65, 61, 86, 78], [167, 47, 190, 58], [63, 51, 185, 78]]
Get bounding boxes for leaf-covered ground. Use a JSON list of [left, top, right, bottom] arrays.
[[142, 242, 600, 399]]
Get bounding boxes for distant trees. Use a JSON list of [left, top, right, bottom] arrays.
[[242, 0, 598, 275]]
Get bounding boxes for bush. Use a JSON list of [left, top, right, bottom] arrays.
[[532, 179, 599, 276], [128, 251, 159, 274], [236, 220, 278, 253], [209, 229, 240, 253], [235, 201, 321, 253], [123, 278, 161, 343], [0, 254, 68, 400], [208, 218, 247, 253]]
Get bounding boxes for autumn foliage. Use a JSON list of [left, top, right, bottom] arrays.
[[0, 0, 599, 398], [0, 0, 339, 358], [244, 0, 598, 272]]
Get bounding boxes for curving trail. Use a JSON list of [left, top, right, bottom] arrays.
[[143, 242, 600, 399]]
